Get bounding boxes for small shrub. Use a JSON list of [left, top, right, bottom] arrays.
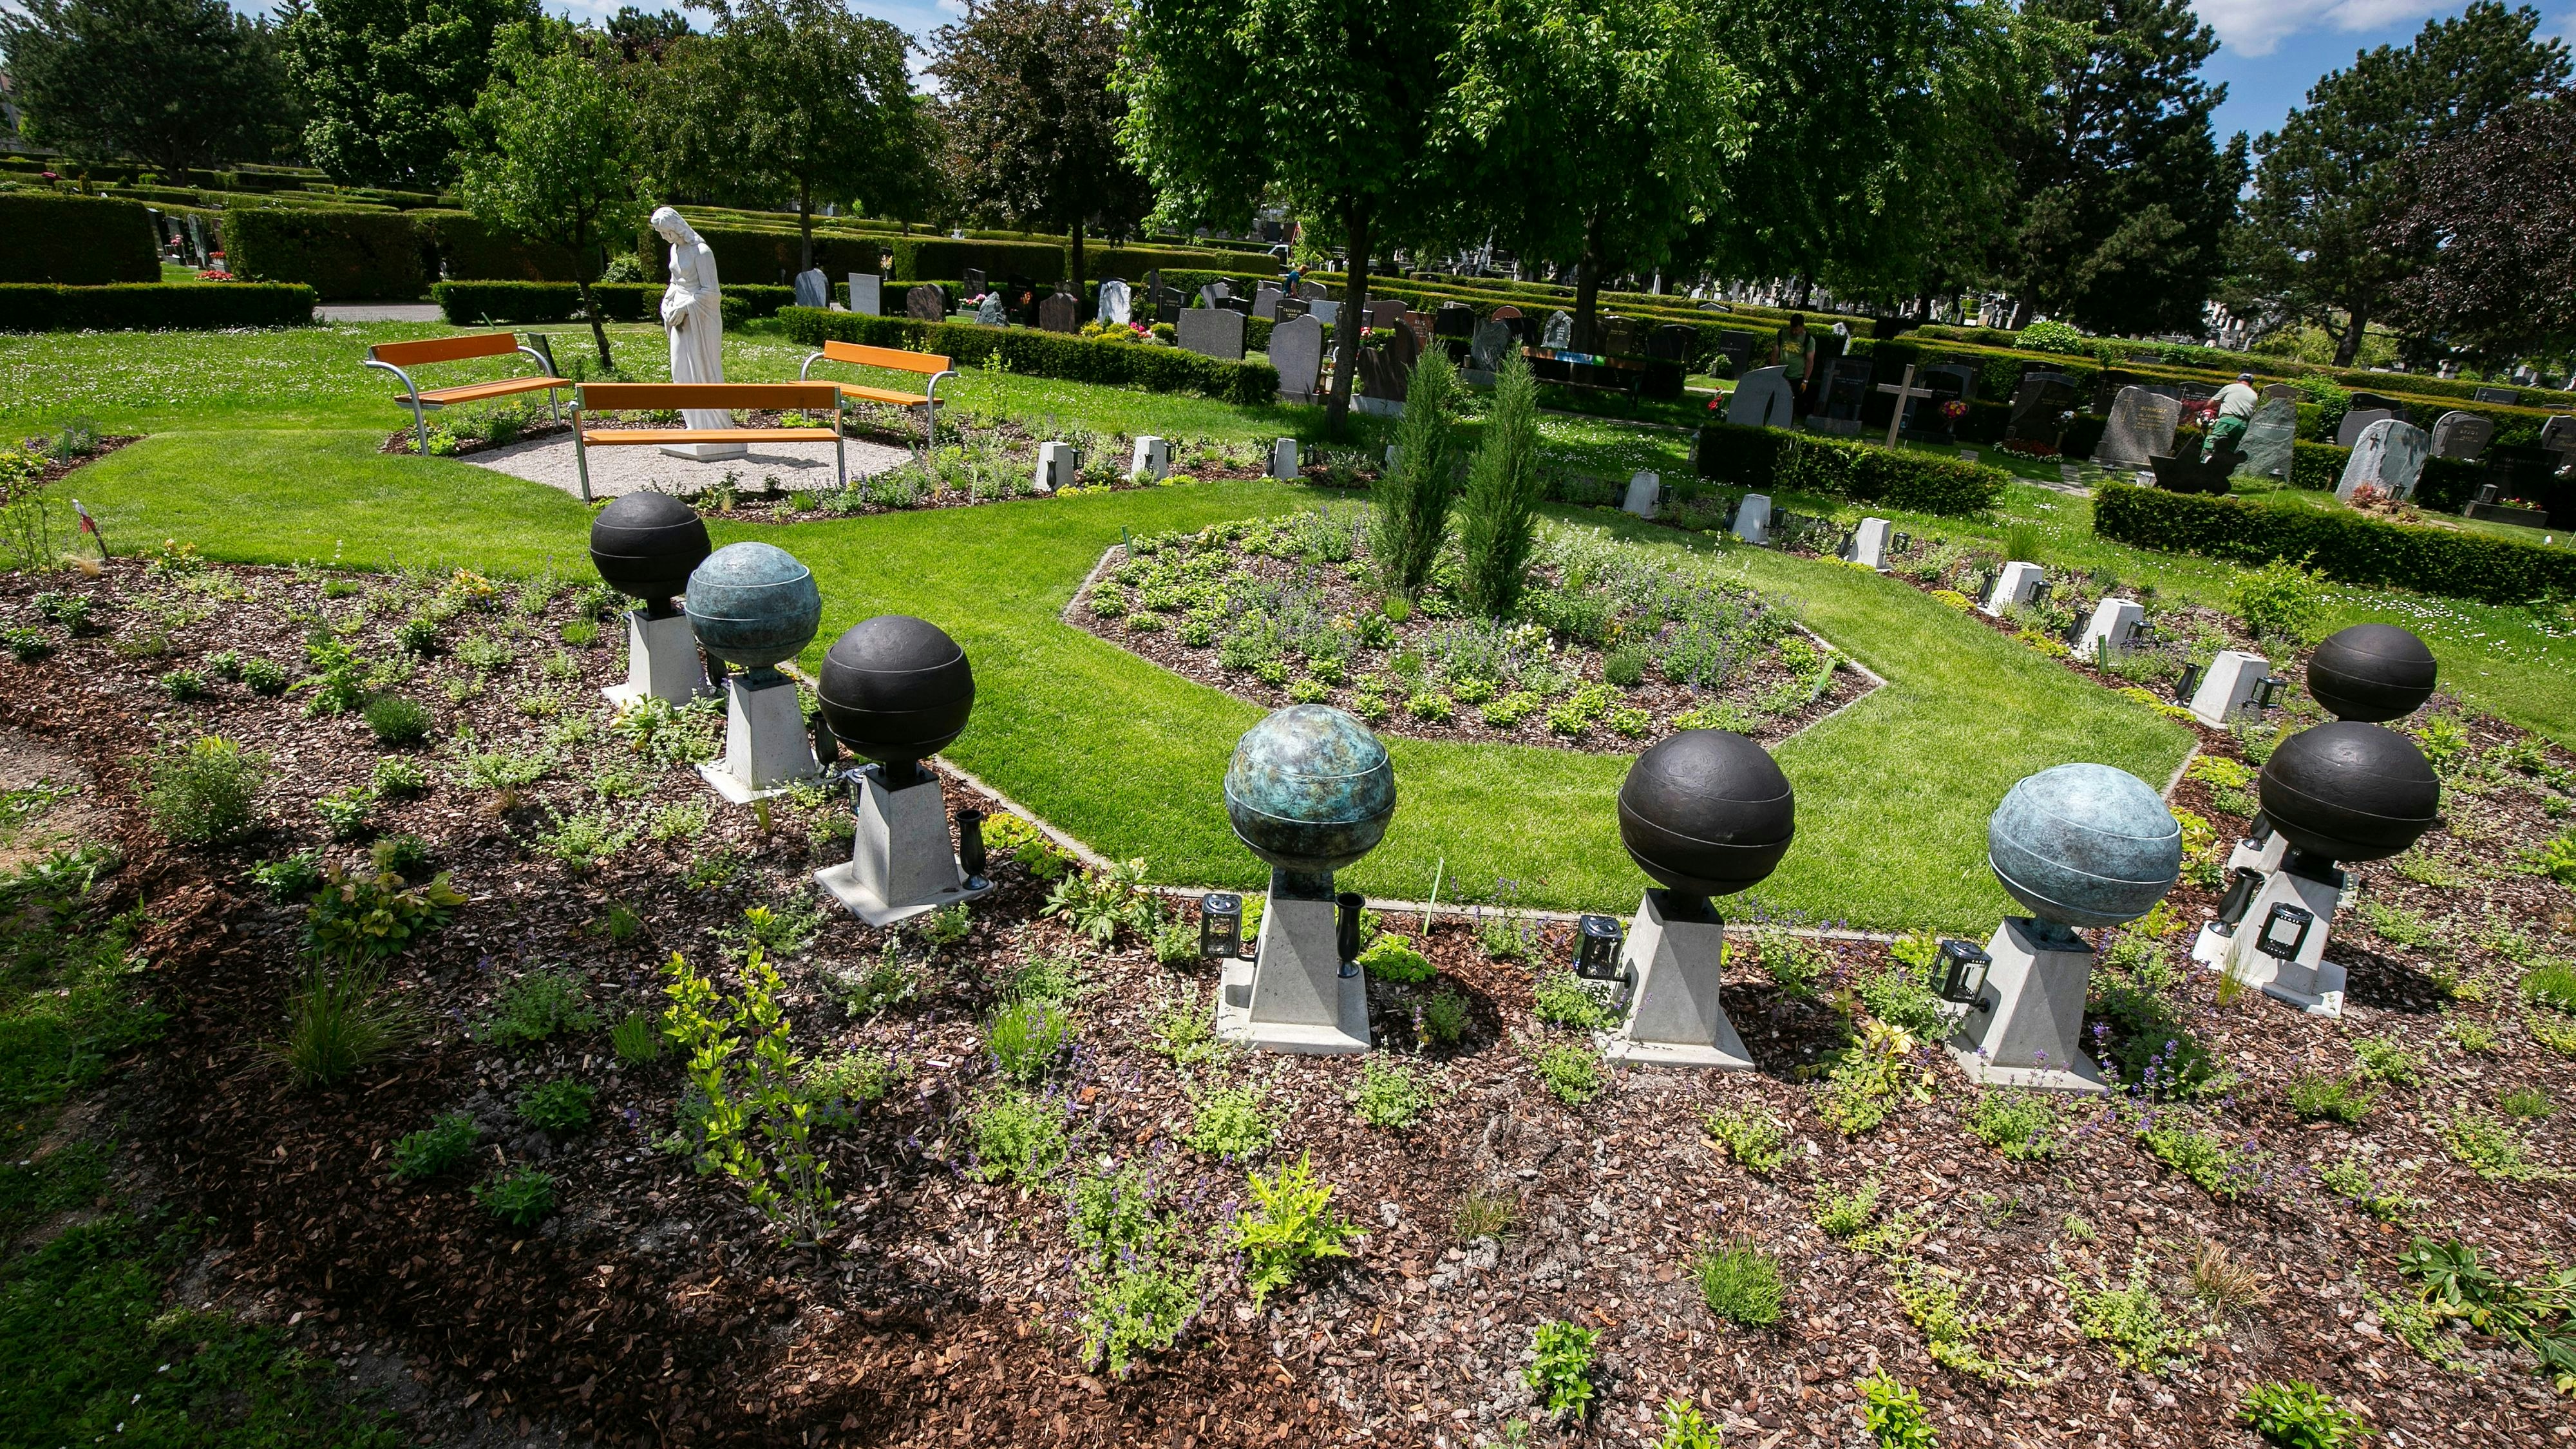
[[480, 968, 597, 1049], [0, 627, 55, 662], [611, 1007, 665, 1064], [2439, 1110, 2564, 1181], [1186, 1084, 1274, 1158], [1859, 1370, 1937, 1449], [2231, 558, 2327, 643], [2064, 1256, 2207, 1374], [159, 667, 207, 701], [473, 1166, 558, 1226], [368, 834, 430, 878], [2137, 1113, 2259, 1198], [2521, 961, 2576, 1014], [1692, 1238, 1784, 1328], [270, 963, 418, 1088], [1812, 1177, 1880, 1240], [968, 1086, 1069, 1185], [1352, 1058, 1432, 1129], [1232, 1153, 1355, 1305], [1965, 1088, 2059, 1160], [2242, 1380, 2372, 1448], [241, 656, 289, 695], [1524, 1319, 1597, 1417], [1354, 932, 1434, 984], [389, 1112, 480, 1180], [1532, 1042, 1602, 1105], [516, 1078, 596, 1133], [2354, 1035, 2425, 1086], [248, 849, 323, 900], [313, 788, 371, 842], [144, 735, 264, 843], [2500, 1084, 2553, 1119], [1703, 1105, 1788, 1175], [987, 998, 1074, 1081], [363, 694, 434, 746], [370, 755, 430, 798], [1654, 1398, 1723, 1449], [1421, 987, 1470, 1046], [1533, 971, 1613, 1030], [2288, 1072, 2376, 1124]]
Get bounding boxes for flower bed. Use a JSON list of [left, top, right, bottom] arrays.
[[1073, 507, 1872, 752]]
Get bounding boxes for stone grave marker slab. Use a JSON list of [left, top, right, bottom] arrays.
[[1097, 278, 1132, 327], [1253, 285, 1282, 319], [1037, 292, 1079, 334], [1623, 472, 1660, 518], [793, 268, 829, 308], [2431, 411, 2494, 460], [2097, 386, 2183, 469], [1269, 315, 1324, 401], [847, 272, 880, 315], [2335, 408, 2394, 447], [1177, 307, 1246, 361], [1732, 493, 1771, 545], [1727, 366, 1797, 429], [2474, 386, 2521, 404], [2235, 397, 2298, 481], [1470, 319, 1514, 374], [1542, 310, 1573, 348], [2336, 419, 2430, 500], [906, 284, 947, 322]]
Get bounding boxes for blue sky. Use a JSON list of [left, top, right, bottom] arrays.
[[2197, 0, 2573, 142]]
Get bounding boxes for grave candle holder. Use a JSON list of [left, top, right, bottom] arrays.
[[591, 493, 713, 708], [1933, 939, 1993, 1007], [1574, 914, 1625, 983], [683, 542, 822, 802], [1198, 893, 1244, 960], [810, 614, 988, 926]]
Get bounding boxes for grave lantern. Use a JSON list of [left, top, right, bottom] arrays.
[[591, 493, 713, 707], [2255, 902, 2315, 963], [811, 614, 989, 925], [1933, 939, 1993, 1007], [1574, 914, 1624, 981], [684, 542, 822, 800], [1949, 763, 2181, 1094], [1215, 706, 1397, 1054], [1198, 893, 1244, 960], [955, 808, 987, 880], [1601, 730, 1795, 1068]]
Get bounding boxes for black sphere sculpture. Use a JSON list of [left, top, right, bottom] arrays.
[[815, 616, 974, 783], [2257, 721, 2440, 862], [589, 493, 710, 616], [2306, 623, 2436, 723], [1616, 730, 1795, 908]]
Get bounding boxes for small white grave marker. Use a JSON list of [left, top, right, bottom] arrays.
[[2076, 598, 2144, 663], [1623, 471, 1661, 519], [1850, 516, 1893, 569], [1269, 438, 1299, 480], [2189, 650, 2271, 726], [1034, 440, 1075, 493], [1982, 561, 2045, 617], [1732, 493, 1770, 545], [1130, 435, 1171, 482]]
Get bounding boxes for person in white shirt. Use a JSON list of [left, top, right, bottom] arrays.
[[2204, 372, 2259, 460]]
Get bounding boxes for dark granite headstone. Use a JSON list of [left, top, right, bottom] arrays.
[[906, 284, 947, 322]]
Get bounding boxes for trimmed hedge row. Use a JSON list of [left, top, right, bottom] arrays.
[[430, 281, 795, 327], [0, 193, 158, 285], [415, 211, 578, 283], [641, 226, 886, 288], [0, 282, 316, 332], [778, 306, 1280, 406], [1692, 422, 2008, 517], [224, 204, 424, 300], [2092, 479, 2575, 605], [1905, 321, 2572, 410], [886, 237, 1282, 285]]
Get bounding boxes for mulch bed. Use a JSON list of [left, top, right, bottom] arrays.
[[5, 552, 2575, 1448], [21, 434, 142, 486]]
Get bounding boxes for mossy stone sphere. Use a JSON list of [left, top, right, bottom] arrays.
[[1986, 763, 2181, 929], [1223, 706, 1396, 876], [682, 542, 820, 671]]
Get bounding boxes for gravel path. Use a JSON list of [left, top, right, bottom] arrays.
[[460, 431, 914, 499]]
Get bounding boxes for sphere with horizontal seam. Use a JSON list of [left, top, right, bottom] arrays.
[[587, 493, 709, 607], [1615, 730, 1795, 898], [1223, 706, 1396, 876], [682, 542, 820, 675], [1986, 763, 2181, 929], [2258, 722, 2440, 862], [2305, 623, 2437, 723], [816, 615, 974, 764]]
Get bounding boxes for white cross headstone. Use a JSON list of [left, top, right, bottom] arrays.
[[1982, 561, 2045, 617], [2076, 598, 2143, 663], [1623, 472, 1660, 518], [1850, 516, 1892, 569], [2189, 650, 2271, 726], [1269, 438, 1299, 480], [1732, 493, 1770, 545], [1875, 365, 1934, 447], [1130, 435, 1171, 482], [1034, 441, 1074, 493], [847, 272, 880, 316]]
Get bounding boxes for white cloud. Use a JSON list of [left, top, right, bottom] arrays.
[[2192, 0, 2453, 58]]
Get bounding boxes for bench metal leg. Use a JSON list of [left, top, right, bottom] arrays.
[[574, 429, 592, 502]]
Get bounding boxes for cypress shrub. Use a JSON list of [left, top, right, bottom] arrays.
[[1372, 350, 1464, 598], [1457, 353, 1545, 616]]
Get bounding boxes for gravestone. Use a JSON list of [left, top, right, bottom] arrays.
[[1142, 270, 1164, 321], [1909, 364, 1978, 440], [1356, 319, 1422, 401], [1982, 562, 2045, 618], [1727, 366, 1797, 428], [1269, 439, 1298, 479], [1850, 517, 1893, 569], [2430, 411, 2494, 460], [2005, 375, 2083, 451], [1713, 330, 1757, 374], [1199, 281, 1232, 308], [2234, 397, 2298, 481], [961, 267, 986, 297], [2188, 651, 2271, 727], [2349, 391, 2409, 421], [1434, 303, 1477, 341], [907, 284, 947, 322], [2259, 383, 2304, 403], [793, 269, 829, 308], [1037, 292, 1080, 334], [1649, 325, 1697, 363], [1269, 315, 1325, 401], [1277, 298, 1309, 321], [2078, 600, 2145, 662], [1600, 316, 1642, 356], [1470, 319, 1515, 374], [2097, 386, 2183, 469], [1365, 298, 1406, 331], [2541, 415, 2576, 457], [1820, 355, 1874, 418], [1295, 279, 1329, 301], [1130, 436, 1171, 481], [2335, 408, 2394, 447], [1032, 441, 1074, 493], [1097, 278, 1132, 327], [974, 292, 1007, 326], [1623, 472, 1660, 518], [848, 272, 880, 316], [2473, 386, 2521, 404], [1177, 307, 1247, 361], [1732, 493, 1771, 545], [1253, 285, 1282, 320], [1309, 298, 1341, 328], [1542, 311, 1574, 348], [2336, 419, 2431, 501]]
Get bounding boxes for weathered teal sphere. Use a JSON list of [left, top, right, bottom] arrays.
[[1987, 763, 2180, 929], [1224, 706, 1396, 875], [683, 542, 820, 672]]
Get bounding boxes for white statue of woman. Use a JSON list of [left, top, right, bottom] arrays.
[[652, 206, 744, 460]]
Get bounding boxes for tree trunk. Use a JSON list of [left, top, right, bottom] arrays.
[[1069, 218, 1086, 308], [1572, 215, 1605, 354], [1326, 205, 1373, 440], [1794, 272, 1814, 308], [2334, 307, 2368, 367], [797, 176, 814, 274], [576, 276, 613, 371]]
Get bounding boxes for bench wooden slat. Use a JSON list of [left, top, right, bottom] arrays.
[[370, 332, 522, 367], [413, 376, 570, 406], [817, 340, 951, 375], [576, 383, 841, 410], [828, 383, 932, 407], [580, 428, 841, 445]]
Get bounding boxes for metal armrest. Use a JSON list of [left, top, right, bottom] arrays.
[[365, 357, 432, 455], [798, 351, 825, 381], [922, 368, 958, 450], [516, 342, 564, 426]]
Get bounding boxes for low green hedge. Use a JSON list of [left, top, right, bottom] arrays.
[[889, 237, 1071, 284], [224, 204, 424, 300], [415, 210, 578, 283], [431, 280, 793, 327], [779, 305, 1280, 406], [2093, 479, 2575, 605], [0, 282, 316, 332], [1692, 422, 2007, 516], [0, 193, 158, 285]]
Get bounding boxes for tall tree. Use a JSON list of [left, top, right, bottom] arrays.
[[1434, 0, 1747, 350], [283, 0, 536, 187], [2383, 93, 2576, 371], [929, 0, 1151, 299], [605, 5, 692, 61], [1699, 0, 2025, 306], [664, 0, 925, 273], [1121, 0, 1461, 435], [1991, 0, 2245, 336], [2241, 1, 2570, 366], [0, 0, 297, 176], [451, 21, 650, 369]]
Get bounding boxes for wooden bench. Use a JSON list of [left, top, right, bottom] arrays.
[[797, 340, 956, 450], [571, 383, 846, 501], [365, 332, 572, 455]]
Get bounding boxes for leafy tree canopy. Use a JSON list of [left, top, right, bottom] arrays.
[[283, 0, 538, 187], [2385, 93, 2576, 369], [0, 0, 299, 177]]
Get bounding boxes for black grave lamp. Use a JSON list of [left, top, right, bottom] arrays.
[[1574, 914, 1625, 981], [1336, 892, 1365, 976], [955, 808, 988, 885], [1933, 938, 1994, 1009], [1199, 893, 1244, 961], [2254, 902, 2315, 962]]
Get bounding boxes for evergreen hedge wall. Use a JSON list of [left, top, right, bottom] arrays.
[[0, 282, 315, 331], [223, 204, 424, 300], [0, 193, 158, 285], [779, 307, 1280, 406], [2092, 480, 2575, 605], [430, 281, 795, 327], [1692, 422, 2008, 516]]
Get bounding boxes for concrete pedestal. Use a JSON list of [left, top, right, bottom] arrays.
[[1598, 891, 1755, 1069], [1268, 439, 1300, 480], [1034, 441, 1073, 493], [696, 673, 819, 802], [2188, 650, 2271, 727], [1946, 916, 2108, 1094], [1215, 874, 1370, 1055], [604, 609, 710, 709], [2219, 861, 2347, 1016], [662, 441, 748, 462], [1732, 493, 1770, 545], [2076, 599, 2143, 663], [815, 766, 991, 926], [1850, 517, 1892, 570], [1982, 561, 2046, 618]]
